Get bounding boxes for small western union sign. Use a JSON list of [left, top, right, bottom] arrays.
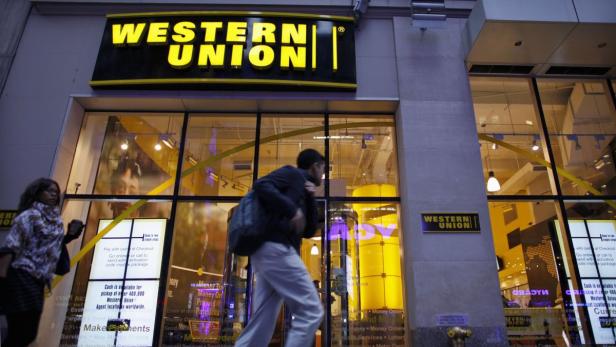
[[0, 210, 17, 228], [90, 11, 357, 90], [421, 213, 480, 233]]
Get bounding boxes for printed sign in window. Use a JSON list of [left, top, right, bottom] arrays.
[[78, 219, 166, 347]]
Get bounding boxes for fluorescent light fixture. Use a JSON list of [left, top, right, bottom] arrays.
[[161, 135, 176, 149]]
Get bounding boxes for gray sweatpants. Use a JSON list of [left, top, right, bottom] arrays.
[[235, 241, 324, 347]]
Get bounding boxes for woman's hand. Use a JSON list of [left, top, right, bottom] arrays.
[[65, 219, 84, 243]]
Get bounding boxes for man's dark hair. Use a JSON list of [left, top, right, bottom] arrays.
[[297, 149, 325, 170], [17, 178, 61, 214]]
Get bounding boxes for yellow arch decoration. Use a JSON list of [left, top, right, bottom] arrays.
[[52, 121, 394, 288]]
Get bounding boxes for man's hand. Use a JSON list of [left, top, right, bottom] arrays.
[[290, 208, 306, 235], [305, 181, 317, 196]]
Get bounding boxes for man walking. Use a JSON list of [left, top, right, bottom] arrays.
[[235, 149, 325, 347]]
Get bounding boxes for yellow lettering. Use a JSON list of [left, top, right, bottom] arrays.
[[252, 22, 276, 43], [280, 46, 306, 70], [201, 22, 223, 42], [281, 23, 306, 45], [312, 24, 317, 69], [198, 45, 225, 68], [172, 22, 196, 43], [112, 23, 146, 45], [147, 22, 169, 44], [168, 45, 193, 69], [227, 22, 247, 43], [248, 45, 274, 69], [230, 44, 243, 68]]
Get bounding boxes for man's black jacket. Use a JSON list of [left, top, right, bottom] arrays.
[[253, 165, 318, 252]]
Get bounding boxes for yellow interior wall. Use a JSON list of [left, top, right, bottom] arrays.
[[352, 184, 403, 313]]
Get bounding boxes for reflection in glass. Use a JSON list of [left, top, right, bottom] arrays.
[[488, 201, 586, 345], [180, 114, 257, 196], [67, 112, 184, 196], [162, 201, 247, 346], [538, 80, 616, 195], [470, 77, 553, 195], [328, 202, 405, 347], [329, 115, 398, 197]]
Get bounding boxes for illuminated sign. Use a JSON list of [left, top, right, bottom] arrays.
[[91, 12, 356, 90], [78, 219, 166, 347], [0, 210, 16, 228], [421, 213, 480, 233]]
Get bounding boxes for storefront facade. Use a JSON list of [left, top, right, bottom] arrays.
[[0, 0, 614, 346]]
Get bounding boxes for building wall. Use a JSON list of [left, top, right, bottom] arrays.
[[393, 17, 506, 345], [0, 5, 506, 347]]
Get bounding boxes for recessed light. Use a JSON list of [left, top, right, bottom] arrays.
[[525, 120, 533, 126], [120, 142, 128, 151], [154, 143, 162, 151], [601, 184, 607, 189], [514, 41, 523, 47]]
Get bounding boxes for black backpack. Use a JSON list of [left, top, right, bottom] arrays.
[[228, 190, 266, 256]]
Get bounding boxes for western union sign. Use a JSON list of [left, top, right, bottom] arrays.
[[91, 12, 357, 90], [421, 213, 481, 233]]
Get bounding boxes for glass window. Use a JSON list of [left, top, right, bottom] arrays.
[[179, 114, 257, 196], [161, 201, 245, 346], [60, 199, 172, 346], [561, 201, 616, 344], [328, 202, 406, 346], [257, 114, 325, 196], [538, 80, 616, 196], [488, 200, 588, 345], [329, 115, 398, 197], [67, 112, 184, 196], [470, 77, 554, 195]]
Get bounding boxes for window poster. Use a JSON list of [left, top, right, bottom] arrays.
[[78, 219, 166, 347], [567, 220, 616, 344]]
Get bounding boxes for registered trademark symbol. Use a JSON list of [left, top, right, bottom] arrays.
[[338, 26, 346, 33]]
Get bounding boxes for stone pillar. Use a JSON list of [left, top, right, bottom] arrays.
[[0, 0, 30, 97], [393, 17, 508, 346]]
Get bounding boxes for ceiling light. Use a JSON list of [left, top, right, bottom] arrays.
[[601, 184, 607, 189], [154, 143, 162, 151], [491, 143, 497, 150], [486, 171, 501, 192], [311, 244, 319, 255], [161, 135, 176, 149], [531, 137, 539, 151], [120, 142, 129, 151], [525, 120, 533, 126]]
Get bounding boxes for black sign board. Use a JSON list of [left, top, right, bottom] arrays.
[[0, 210, 16, 228], [91, 11, 357, 90], [421, 213, 481, 233]]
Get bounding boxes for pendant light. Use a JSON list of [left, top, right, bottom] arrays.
[[486, 171, 501, 192], [310, 244, 319, 255], [485, 148, 501, 192]]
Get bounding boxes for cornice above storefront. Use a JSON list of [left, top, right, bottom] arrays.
[[463, 0, 616, 77], [31, 0, 474, 19]]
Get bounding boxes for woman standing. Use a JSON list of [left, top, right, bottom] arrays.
[[0, 178, 83, 346]]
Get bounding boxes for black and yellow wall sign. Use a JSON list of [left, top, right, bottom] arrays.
[[91, 11, 357, 90], [0, 210, 17, 228], [421, 213, 481, 233]]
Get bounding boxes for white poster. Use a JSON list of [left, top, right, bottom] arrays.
[[581, 279, 616, 344], [78, 219, 166, 347]]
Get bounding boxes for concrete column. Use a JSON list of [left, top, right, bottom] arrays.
[[0, 0, 30, 97], [393, 17, 507, 346]]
